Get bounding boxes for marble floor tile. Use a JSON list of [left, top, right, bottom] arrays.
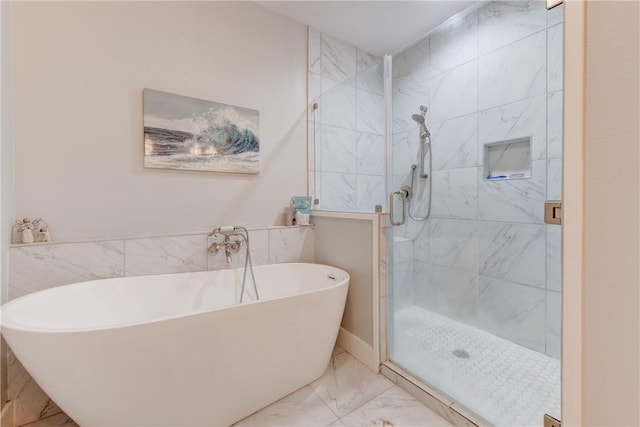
[[21, 412, 78, 427], [310, 351, 394, 418], [233, 386, 338, 427], [340, 386, 453, 427], [332, 345, 346, 357]]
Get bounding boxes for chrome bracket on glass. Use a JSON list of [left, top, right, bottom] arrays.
[[389, 190, 407, 226]]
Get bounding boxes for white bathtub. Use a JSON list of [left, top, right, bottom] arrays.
[[1, 263, 349, 427]]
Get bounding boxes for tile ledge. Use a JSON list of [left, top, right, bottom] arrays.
[[10, 225, 313, 248]]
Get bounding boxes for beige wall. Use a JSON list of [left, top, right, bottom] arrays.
[[0, 0, 10, 412], [582, 1, 640, 425], [314, 216, 374, 346], [10, 1, 307, 241]]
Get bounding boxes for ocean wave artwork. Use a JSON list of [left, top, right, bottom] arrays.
[[143, 89, 259, 173]]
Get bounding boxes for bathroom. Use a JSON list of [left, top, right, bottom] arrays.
[[1, 1, 639, 427]]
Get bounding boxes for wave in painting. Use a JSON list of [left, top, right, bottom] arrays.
[[144, 90, 260, 174]]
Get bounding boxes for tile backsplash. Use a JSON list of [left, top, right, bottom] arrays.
[[6, 225, 315, 427]]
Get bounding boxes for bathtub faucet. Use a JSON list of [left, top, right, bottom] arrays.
[[208, 231, 242, 264], [207, 225, 260, 304]]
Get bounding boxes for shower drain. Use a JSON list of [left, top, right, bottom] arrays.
[[452, 348, 470, 359]]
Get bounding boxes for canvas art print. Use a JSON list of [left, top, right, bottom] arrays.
[[143, 89, 259, 173]]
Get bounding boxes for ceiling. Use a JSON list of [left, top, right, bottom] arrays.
[[257, 1, 476, 56]]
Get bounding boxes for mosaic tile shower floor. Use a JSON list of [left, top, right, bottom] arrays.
[[392, 306, 561, 427]]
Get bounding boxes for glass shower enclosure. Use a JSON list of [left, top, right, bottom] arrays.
[[311, 1, 563, 426]]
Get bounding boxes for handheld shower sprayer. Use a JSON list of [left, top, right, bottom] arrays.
[[411, 106, 431, 179]]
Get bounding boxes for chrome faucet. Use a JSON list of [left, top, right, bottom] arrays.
[[207, 225, 260, 303], [208, 228, 242, 264]]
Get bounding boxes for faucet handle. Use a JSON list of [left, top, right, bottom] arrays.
[[208, 243, 220, 255]]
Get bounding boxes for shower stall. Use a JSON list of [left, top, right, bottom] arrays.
[[310, 1, 563, 426]]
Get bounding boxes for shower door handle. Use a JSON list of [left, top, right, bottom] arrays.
[[390, 190, 407, 226]]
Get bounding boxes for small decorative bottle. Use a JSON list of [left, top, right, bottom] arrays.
[[284, 207, 293, 226]]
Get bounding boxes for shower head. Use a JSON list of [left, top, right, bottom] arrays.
[[411, 105, 431, 139], [411, 105, 428, 124]]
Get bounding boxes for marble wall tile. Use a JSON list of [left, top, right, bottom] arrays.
[[430, 9, 479, 77], [479, 95, 547, 161], [392, 261, 414, 310], [310, 351, 394, 418], [356, 175, 385, 212], [392, 37, 430, 91], [430, 60, 478, 123], [379, 227, 389, 298], [427, 219, 478, 272], [478, 160, 546, 223], [9, 241, 124, 299], [546, 224, 561, 293], [308, 122, 317, 192], [478, 222, 546, 288], [356, 89, 384, 135], [321, 76, 340, 95], [477, 276, 546, 352], [356, 132, 385, 176], [8, 351, 62, 427], [268, 227, 315, 264], [392, 208, 430, 242], [357, 49, 378, 73], [478, 31, 546, 110], [308, 73, 322, 113], [234, 385, 337, 426], [392, 129, 421, 175], [423, 263, 478, 326], [412, 262, 433, 311], [319, 77, 356, 130], [357, 51, 383, 96], [431, 113, 479, 171], [547, 91, 563, 159], [547, 158, 562, 200], [478, 1, 547, 55], [339, 386, 451, 427], [547, 24, 563, 93], [124, 235, 207, 276], [208, 229, 269, 271], [321, 33, 357, 82], [546, 290, 561, 359], [392, 80, 430, 133], [393, 237, 414, 265], [413, 222, 430, 264], [406, 176, 431, 220], [317, 125, 358, 174], [431, 167, 478, 220], [547, 2, 564, 27], [308, 27, 322, 76], [316, 172, 357, 211]]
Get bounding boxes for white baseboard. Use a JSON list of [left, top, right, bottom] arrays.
[[0, 401, 14, 427], [337, 327, 379, 373]]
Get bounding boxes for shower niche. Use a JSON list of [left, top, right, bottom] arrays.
[[483, 137, 532, 180]]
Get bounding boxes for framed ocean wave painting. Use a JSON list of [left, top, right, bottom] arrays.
[[143, 89, 259, 174]]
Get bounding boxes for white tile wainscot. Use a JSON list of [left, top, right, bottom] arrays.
[[5, 225, 315, 426]]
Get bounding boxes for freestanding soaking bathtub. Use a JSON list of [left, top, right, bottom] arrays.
[[1, 263, 349, 427]]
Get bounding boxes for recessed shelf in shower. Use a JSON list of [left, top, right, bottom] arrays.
[[483, 137, 532, 180]]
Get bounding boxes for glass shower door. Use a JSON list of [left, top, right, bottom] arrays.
[[387, 1, 563, 426]]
